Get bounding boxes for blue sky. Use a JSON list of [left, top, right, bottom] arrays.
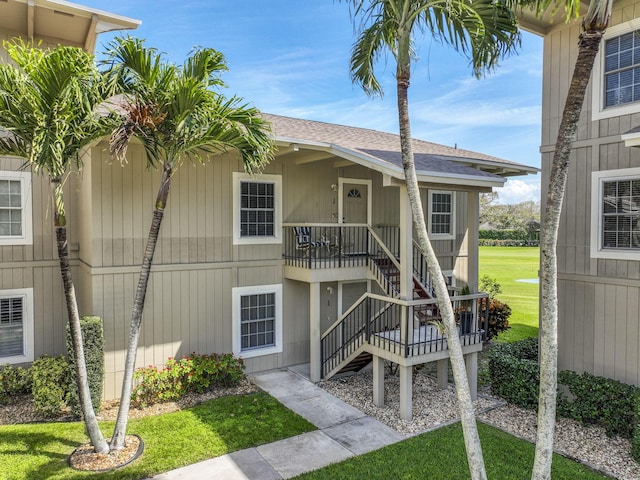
[[85, 0, 544, 204]]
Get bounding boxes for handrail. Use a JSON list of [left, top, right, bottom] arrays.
[[368, 226, 401, 272], [320, 292, 369, 341], [283, 222, 369, 228]]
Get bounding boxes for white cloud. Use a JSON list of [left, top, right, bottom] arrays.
[[495, 177, 541, 205]]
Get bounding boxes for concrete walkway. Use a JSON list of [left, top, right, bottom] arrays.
[[152, 367, 406, 479]]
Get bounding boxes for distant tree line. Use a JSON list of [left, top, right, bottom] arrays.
[[479, 193, 540, 246]]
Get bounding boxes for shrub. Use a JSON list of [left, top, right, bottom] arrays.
[[488, 338, 539, 409], [30, 355, 70, 417], [66, 316, 105, 417], [489, 338, 640, 452], [633, 397, 640, 462], [478, 275, 501, 299], [132, 353, 245, 408], [188, 353, 245, 391], [557, 370, 639, 438], [480, 297, 512, 340], [0, 364, 32, 403]]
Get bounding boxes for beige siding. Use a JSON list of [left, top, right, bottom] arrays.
[[542, 0, 640, 386]]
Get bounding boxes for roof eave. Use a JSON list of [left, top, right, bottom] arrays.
[[35, 0, 141, 30], [275, 136, 507, 188]]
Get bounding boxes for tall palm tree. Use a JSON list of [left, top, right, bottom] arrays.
[[0, 40, 113, 453], [518, 0, 613, 477], [344, 1, 519, 478], [103, 37, 275, 451]]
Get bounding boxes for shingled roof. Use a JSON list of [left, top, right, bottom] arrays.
[[265, 113, 538, 187]]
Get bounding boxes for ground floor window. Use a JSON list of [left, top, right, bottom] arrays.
[[0, 288, 34, 364], [591, 168, 640, 260], [232, 284, 283, 358]]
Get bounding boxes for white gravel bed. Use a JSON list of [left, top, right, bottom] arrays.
[[319, 370, 638, 479], [480, 404, 640, 480], [318, 370, 501, 435]]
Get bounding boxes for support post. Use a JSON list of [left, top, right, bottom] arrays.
[[398, 185, 413, 300], [399, 364, 413, 421], [373, 356, 385, 407], [465, 352, 478, 401], [437, 358, 449, 390], [309, 282, 321, 382]]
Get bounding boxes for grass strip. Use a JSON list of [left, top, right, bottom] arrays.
[[479, 246, 540, 342], [294, 422, 611, 479], [0, 391, 315, 480]]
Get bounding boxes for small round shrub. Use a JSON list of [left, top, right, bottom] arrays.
[[0, 364, 32, 404]]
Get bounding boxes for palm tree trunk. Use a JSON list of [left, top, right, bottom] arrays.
[[531, 15, 608, 479], [111, 163, 173, 450], [53, 180, 108, 454], [396, 73, 487, 480]]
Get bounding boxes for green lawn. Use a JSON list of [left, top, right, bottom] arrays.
[[479, 246, 540, 342], [294, 422, 611, 480], [0, 392, 315, 480]]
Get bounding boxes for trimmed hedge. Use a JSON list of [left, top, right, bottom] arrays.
[[488, 338, 539, 408], [480, 228, 539, 241], [30, 355, 69, 417], [479, 239, 540, 247], [489, 339, 640, 462], [557, 370, 638, 438], [66, 316, 105, 417]]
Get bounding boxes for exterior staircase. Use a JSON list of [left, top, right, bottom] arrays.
[[321, 230, 441, 380]]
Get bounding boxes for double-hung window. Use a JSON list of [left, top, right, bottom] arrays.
[[0, 288, 34, 364], [232, 284, 283, 358], [232, 172, 282, 245], [0, 171, 32, 246], [591, 168, 640, 259], [604, 31, 640, 108], [593, 22, 640, 119], [428, 190, 455, 239]]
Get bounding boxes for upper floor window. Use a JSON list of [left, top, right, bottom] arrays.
[[604, 31, 640, 108], [241, 181, 274, 237], [0, 288, 34, 364], [232, 172, 282, 245], [593, 22, 640, 120], [591, 167, 640, 260], [0, 171, 33, 246], [428, 190, 455, 239]]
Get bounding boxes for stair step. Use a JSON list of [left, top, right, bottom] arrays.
[[336, 352, 373, 375]]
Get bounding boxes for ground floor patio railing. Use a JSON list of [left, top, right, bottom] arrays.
[[320, 291, 489, 378]]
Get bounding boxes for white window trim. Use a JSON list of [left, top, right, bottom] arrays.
[[232, 283, 283, 359], [0, 288, 34, 364], [428, 190, 456, 240], [232, 172, 282, 245], [0, 171, 33, 246], [590, 167, 640, 260], [592, 19, 640, 121]]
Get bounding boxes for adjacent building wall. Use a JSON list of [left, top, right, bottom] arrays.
[[541, 0, 640, 386]]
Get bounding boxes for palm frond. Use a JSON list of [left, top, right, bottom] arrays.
[[0, 40, 112, 178], [103, 36, 275, 174]]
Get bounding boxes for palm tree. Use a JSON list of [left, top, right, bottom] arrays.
[[0, 40, 112, 453], [521, 0, 613, 478], [103, 37, 275, 451], [344, 1, 519, 478]]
